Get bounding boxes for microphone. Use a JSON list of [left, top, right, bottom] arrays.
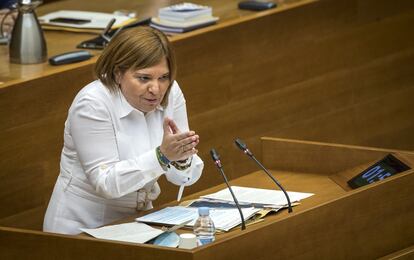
[[210, 149, 246, 230], [234, 139, 293, 213]]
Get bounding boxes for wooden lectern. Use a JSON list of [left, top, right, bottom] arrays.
[[1, 137, 413, 259]]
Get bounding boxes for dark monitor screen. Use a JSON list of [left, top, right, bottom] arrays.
[[347, 154, 410, 189]]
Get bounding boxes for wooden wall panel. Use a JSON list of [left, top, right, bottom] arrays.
[[0, 227, 192, 260], [0, 66, 94, 221]]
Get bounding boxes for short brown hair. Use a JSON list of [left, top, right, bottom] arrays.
[[95, 26, 176, 106]]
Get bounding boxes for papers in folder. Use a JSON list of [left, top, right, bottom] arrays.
[[201, 186, 314, 208], [136, 186, 313, 231], [136, 206, 260, 232]]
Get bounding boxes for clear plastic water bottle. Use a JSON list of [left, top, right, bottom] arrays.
[[193, 207, 216, 246]]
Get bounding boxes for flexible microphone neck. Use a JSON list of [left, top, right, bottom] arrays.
[[234, 139, 293, 213], [210, 149, 246, 230]]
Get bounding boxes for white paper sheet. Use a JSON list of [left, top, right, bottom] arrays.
[[81, 222, 163, 244]]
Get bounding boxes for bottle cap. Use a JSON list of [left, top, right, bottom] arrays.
[[178, 233, 197, 249], [198, 207, 209, 216]]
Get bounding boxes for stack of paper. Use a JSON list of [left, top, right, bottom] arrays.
[[136, 206, 260, 232], [201, 186, 314, 209], [150, 2, 219, 34], [83, 186, 314, 243]]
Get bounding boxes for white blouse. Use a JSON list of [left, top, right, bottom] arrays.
[[43, 80, 204, 235]]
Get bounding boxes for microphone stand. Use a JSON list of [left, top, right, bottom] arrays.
[[210, 149, 246, 230], [235, 139, 293, 213]]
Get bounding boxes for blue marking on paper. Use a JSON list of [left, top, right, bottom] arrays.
[[152, 232, 180, 247]]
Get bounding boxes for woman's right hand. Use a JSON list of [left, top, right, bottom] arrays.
[[160, 117, 199, 162]]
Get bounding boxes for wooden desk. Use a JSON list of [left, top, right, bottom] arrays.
[[0, 0, 413, 245], [1, 137, 413, 259], [0, 0, 312, 85]]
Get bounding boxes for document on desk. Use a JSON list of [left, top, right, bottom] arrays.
[[39, 10, 133, 29], [80, 222, 164, 244], [136, 206, 260, 231], [201, 186, 314, 208]]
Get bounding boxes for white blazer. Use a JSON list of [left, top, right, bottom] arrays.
[[43, 80, 203, 235]]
